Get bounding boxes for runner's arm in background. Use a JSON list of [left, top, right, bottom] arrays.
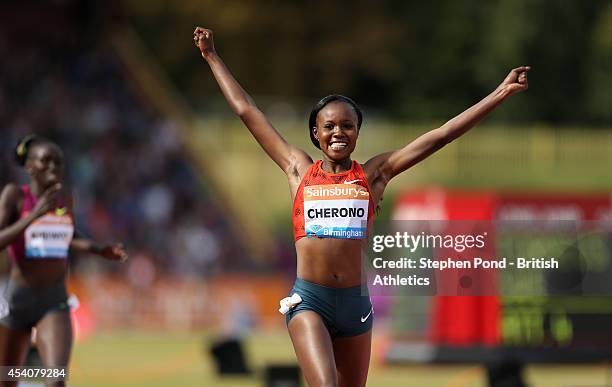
[[0, 183, 61, 250]]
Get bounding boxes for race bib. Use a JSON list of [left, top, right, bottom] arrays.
[[24, 211, 74, 259], [303, 184, 369, 239]]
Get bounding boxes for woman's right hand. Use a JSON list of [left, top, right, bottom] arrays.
[[31, 183, 62, 218], [191, 25, 312, 175], [194, 27, 216, 59]]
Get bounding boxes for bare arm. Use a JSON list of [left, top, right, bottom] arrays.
[[366, 66, 530, 185], [194, 27, 312, 176], [0, 183, 61, 251], [67, 194, 127, 262], [70, 236, 127, 262], [70, 234, 99, 253]]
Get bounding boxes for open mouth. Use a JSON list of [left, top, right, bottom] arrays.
[[329, 141, 348, 151]]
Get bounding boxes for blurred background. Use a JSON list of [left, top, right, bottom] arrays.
[[1, 0, 611, 386]]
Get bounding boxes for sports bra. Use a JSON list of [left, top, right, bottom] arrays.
[[292, 160, 375, 240], [7, 185, 74, 262]]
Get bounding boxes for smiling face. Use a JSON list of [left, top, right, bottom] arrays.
[[312, 101, 360, 161], [25, 142, 65, 187]]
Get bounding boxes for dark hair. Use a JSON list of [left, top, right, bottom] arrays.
[[308, 95, 363, 149], [14, 135, 49, 166]]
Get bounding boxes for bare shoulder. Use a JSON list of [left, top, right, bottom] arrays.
[[0, 183, 22, 205], [0, 183, 22, 226]]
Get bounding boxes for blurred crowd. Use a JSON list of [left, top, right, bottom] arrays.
[[0, 1, 244, 279]]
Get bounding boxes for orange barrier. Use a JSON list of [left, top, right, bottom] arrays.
[[67, 274, 293, 334]]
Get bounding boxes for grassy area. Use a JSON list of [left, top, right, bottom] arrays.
[[68, 330, 610, 387]]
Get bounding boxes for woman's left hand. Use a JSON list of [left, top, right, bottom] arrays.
[[499, 66, 530, 96], [99, 243, 128, 262]]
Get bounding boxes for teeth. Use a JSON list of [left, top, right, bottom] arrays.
[[330, 143, 347, 151]]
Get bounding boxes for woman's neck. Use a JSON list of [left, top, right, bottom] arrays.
[[320, 157, 352, 174]]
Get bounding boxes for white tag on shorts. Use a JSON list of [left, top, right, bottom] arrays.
[[0, 297, 8, 319], [279, 293, 302, 315]]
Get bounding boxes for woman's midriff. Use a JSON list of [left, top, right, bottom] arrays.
[[295, 237, 366, 288], [11, 259, 68, 289]]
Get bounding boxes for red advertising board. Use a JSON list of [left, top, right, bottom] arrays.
[[394, 189, 612, 347]]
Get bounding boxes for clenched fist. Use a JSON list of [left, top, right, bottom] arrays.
[[194, 27, 215, 59], [499, 66, 530, 96]]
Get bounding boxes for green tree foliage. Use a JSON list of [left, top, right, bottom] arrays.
[[123, 0, 611, 125]]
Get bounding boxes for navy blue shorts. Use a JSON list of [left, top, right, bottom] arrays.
[[0, 281, 69, 330], [285, 278, 373, 338]]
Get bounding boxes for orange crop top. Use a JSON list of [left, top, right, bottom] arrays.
[[292, 160, 375, 240]]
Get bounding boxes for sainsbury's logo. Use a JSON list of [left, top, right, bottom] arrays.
[[305, 185, 368, 199]]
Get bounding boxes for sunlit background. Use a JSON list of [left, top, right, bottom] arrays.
[[1, 0, 612, 386]]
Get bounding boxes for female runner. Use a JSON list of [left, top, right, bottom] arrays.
[[194, 26, 529, 387], [0, 135, 127, 387]]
